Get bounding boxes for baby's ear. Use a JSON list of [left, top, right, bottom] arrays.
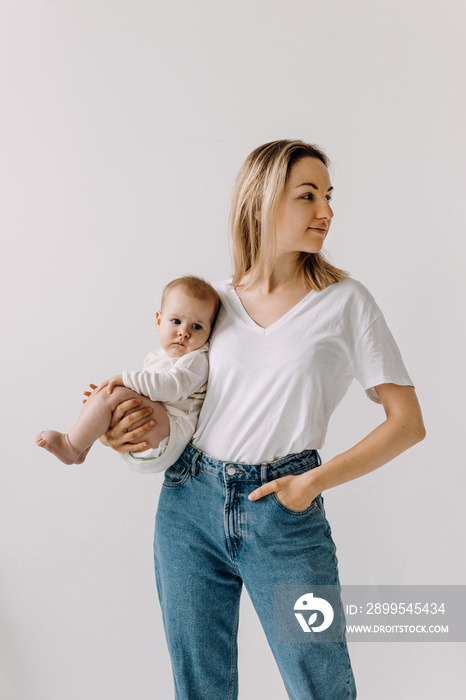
[[155, 310, 162, 328]]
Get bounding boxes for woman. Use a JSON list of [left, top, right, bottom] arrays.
[[100, 140, 425, 699]]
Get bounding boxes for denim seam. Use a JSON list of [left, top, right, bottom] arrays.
[[224, 483, 242, 559], [228, 592, 241, 699], [268, 457, 319, 480], [198, 458, 320, 481], [191, 449, 200, 476], [345, 643, 356, 699], [162, 467, 191, 488]]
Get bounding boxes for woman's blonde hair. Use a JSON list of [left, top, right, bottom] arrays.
[[229, 139, 348, 290]]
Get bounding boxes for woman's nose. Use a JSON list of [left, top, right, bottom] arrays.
[[317, 199, 333, 219]]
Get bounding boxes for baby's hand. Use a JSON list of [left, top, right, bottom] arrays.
[[95, 374, 125, 395], [83, 383, 98, 403]]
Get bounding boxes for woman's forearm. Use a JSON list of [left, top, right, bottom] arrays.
[[249, 385, 425, 509], [309, 413, 426, 495]]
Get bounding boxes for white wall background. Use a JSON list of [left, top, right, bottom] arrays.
[[1, 1, 465, 698]]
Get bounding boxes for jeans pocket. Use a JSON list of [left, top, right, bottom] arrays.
[[162, 462, 191, 488], [270, 492, 320, 516], [267, 458, 321, 516]]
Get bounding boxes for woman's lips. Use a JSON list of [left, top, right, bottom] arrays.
[[308, 227, 327, 234]]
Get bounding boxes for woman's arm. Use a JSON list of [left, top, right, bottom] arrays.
[[249, 384, 426, 510]]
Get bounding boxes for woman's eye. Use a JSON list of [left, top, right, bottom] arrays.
[[302, 193, 332, 202], [171, 319, 181, 325], [192, 323, 202, 331]]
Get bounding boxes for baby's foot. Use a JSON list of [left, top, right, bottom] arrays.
[[74, 445, 91, 465], [36, 430, 84, 465]]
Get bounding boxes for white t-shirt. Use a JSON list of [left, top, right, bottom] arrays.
[[192, 277, 414, 464]]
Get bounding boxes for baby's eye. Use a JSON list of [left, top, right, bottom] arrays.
[[191, 323, 203, 331], [170, 318, 181, 325]]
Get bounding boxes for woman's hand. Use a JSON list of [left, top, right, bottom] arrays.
[[101, 398, 155, 452], [248, 471, 320, 511], [83, 383, 154, 452]]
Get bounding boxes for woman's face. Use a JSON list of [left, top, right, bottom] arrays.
[[274, 157, 334, 257]]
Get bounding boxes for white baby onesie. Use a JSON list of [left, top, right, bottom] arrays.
[[120, 342, 209, 473]]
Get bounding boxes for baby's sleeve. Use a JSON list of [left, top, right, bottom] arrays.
[[123, 346, 209, 402], [351, 314, 414, 404]]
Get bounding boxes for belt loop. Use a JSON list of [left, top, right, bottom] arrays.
[[260, 462, 268, 486], [191, 449, 200, 477]]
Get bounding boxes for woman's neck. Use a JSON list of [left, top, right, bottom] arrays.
[[238, 254, 307, 293], [234, 256, 312, 328]]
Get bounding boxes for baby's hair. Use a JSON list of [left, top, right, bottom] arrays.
[[161, 275, 221, 324]]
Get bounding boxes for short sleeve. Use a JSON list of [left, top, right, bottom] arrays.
[[352, 315, 414, 404]]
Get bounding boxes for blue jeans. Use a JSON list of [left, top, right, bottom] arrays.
[[154, 443, 357, 700]]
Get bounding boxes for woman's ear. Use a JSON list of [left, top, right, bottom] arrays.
[[254, 211, 262, 222]]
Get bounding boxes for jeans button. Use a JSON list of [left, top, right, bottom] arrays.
[[227, 466, 236, 476]]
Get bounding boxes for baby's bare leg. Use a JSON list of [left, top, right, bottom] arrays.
[[36, 388, 170, 465]]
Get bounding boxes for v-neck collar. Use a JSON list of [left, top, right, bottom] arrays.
[[225, 282, 317, 335]]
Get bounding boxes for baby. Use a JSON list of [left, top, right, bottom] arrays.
[[36, 275, 220, 471]]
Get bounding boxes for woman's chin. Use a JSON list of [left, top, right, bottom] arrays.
[[300, 243, 325, 256]]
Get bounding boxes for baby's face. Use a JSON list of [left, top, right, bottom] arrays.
[[156, 287, 215, 358]]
